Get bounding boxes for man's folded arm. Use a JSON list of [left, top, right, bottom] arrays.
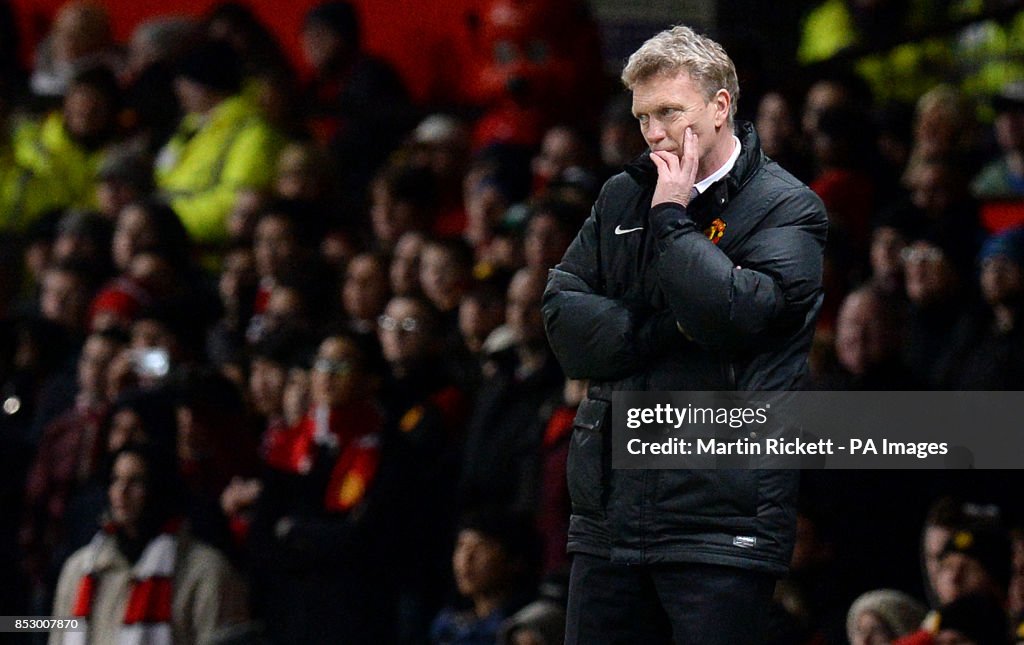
[[649, 188, 827, 350], [543, 209, 678, 380]]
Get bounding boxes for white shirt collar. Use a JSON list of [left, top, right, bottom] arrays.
[[693, 135, 741, 195]]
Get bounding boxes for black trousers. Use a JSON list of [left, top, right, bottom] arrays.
[[565, 553, 777, 645]]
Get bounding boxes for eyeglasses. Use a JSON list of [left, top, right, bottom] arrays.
[[901, 246, 944, 264], [313, 358, 353, 375], [377, 315, 420, 333]]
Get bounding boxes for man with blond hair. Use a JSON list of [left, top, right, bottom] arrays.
[[543, 25, 828, 644]]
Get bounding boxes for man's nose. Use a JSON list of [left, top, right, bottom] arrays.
[[645, 121, 665, 144]]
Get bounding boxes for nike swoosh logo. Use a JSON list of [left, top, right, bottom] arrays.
[[614, 225, 644, 235]]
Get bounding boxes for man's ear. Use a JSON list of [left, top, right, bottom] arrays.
[[713, 89, 731, 128]]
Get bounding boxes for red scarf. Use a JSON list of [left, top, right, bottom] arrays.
[[67, 520, 181, 645], [263, 402, 383, 512]]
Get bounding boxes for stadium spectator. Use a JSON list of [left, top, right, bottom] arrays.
[[459, 268, 562, 513], [340, 252, 390, 335], [301, 1, 415, 210], [250, 331, 397, 644], [901, 238, 976, 388], [847, 589, 928, 645], [155, 39, 283, 244], [20, 329, 126, 600], [390, 230, 426, 297], [955, 228, 1024, 389], [370, 163, 439, 252], [29, 1, 123, 100], [94, 153, 156, 222], [816, 286, 916, 389], [973, 82, 1024, 201], [18, 67, 122, 210], [430, 510, 541, 645], [50, 443, 249, 644]]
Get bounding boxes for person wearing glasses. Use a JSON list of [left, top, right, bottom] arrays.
[[377, 295, 471, 640], [249, 331, 398, 644]]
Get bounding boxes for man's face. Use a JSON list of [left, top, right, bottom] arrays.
[[870, 226, 906, 284], [378, 298, 432, 367], [452, 529, 510, 598], [78, 335, 119, 401], [311, 337, 363, 408], [524, 213, 571, 270], [506, 270, 546, 345], [390, 232, 424, 296], [631, 70, 727, 175], [219, 249, 256, 307], [532, 127, 581, 183], [40, 269, 87, 331], [935, 552, 995, 604], [755, 92, 794, 157], [980, 255, 1024, 306], [459, 296, 503, 350], [420, 247, 466, 312], [370, 182, 416, 246], [924, 525, 953, 594], [995, 109, 1024, 154], [264, 287, 305, 332], [250, 358, 286, 418], [835, 291, 892, 376], [301, 23, 342, 73], [113, 205, 156, 271], [254, 216, 297, 280], [903, 242, 955, 306], [64, 84, 111, 139], [802, 81, 847, 136], [908, 164, 955, 215], [343, 255, 389, 321], [131, 319, 174, 353], [174, 77, 213, 115]]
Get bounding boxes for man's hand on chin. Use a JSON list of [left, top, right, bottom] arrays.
[[650, 127, 699, 208]]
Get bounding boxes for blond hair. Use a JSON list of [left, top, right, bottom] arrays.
[[621, 25, 739, 121]]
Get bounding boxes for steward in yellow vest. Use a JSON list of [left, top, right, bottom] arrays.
[[9, 67, 121, 219], [155, 40, 283, 245]]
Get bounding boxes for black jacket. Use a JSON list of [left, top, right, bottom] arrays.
[[542, 122, 827, 574]]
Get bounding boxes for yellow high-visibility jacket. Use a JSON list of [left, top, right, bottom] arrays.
[[12, 113, 106, 212], [156, 95, 284, 244], [0, 134, 66, 232]]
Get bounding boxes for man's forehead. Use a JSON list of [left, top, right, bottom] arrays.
[[634, 66, 697, 85], [631, 70, 699, 106]]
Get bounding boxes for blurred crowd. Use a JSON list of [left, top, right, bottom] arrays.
[[0, 0, 1023, 644]]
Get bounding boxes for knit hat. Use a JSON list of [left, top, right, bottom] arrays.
[[941, 524, 1012, 588], [89, 282, 146, 329], [497, 600, 566, 645], [934, 594, 1010, 645], [979, 227, 1024, 269], [176, 39, 241, 93], [847, 589, 928, 642]]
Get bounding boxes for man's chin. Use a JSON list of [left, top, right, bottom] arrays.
[[650, 148, 682, 159]]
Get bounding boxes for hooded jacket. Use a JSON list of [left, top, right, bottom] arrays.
[[542, 121, 827, 574]]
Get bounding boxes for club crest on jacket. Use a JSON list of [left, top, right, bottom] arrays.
[[704, 218, 726, 244]]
